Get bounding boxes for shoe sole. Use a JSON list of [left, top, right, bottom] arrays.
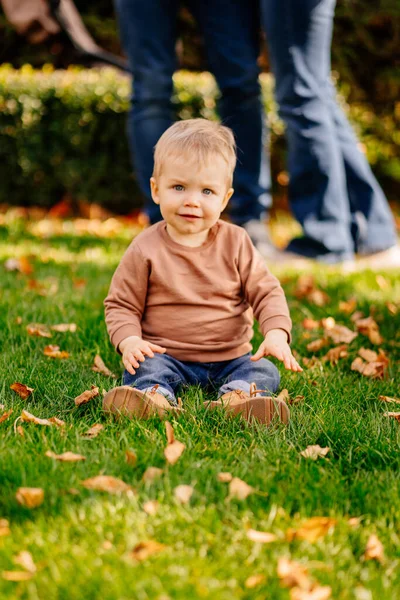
[[205, 396, 290, 426], [103, 386, 174, 419]]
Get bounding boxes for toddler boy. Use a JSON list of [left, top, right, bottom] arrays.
[[104, 119, 302, 425]]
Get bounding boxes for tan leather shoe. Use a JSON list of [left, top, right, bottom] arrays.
[[103, 384, 179, 419], [204, 382, 290, 426]]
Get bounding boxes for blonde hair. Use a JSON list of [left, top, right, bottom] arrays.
[[153, 118, 236, 186]]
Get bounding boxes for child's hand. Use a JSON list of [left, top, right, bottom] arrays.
[[119, 335, 166, 375], [251, 329, 303, 372]]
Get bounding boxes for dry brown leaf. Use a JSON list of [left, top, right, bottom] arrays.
[[300, 445, 330, 460], [320, 317, 335, 330], [355, 316, 383, 345], [82, 423, 104, 438], [306, 338, 329, 352], [164, 421, 185, 465], [16, 487, 44, 508], [376, 275, 389, 289], [385, 302, 397, 315], [286, 517, 337, 543], [142, 467, 163, 482], [45, 451, 86, 462], [20, 410, 53, 427], [289, 395, 305, 406], [246, 529, 278, 543], [302, 318, 320, 330], [358, 348, 378, 363], [14, 551, 36, 573], [351, 350, 389, 380], [277, 557, 311, 590], [245, 574, 266, 589], [324, 324, 358, 344], [383, 412, 400, 422], [322, 345, 348, 365], [228, 477, 254, 500], [363, 534, 384, 563], [125, 450, 137, 465], [302, 357, 323, 369], [91, 354, 116, 378], [51, 323, 77, 333], [0, 409, 13, 424], [165, 420, 175, 444], [43, 345, 70, 359], [81, 475, 132, 494], [290, 586, 332, 600], [2, 571, 33, 581], [74, 385, 100, 407], [307, 290, 330, 307], [217, 472, 233, 483], [130, 540, 166, 561], [339, 298, 357, 314], [348, 517, 362, 528], [174, 484, 193, 504], [16, 425, 24, 437], [276, 389, 290, 403], [26, 323, 52, 338], [10, 382, 34, 400], [379, 395, 400, 405], [350, 310, 364, 322], [48, 416, 65, 428], [143, 500, 159, 515], [0, 519, 10, 537]]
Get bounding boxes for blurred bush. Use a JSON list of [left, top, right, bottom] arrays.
[[0, 65, 398, 211]]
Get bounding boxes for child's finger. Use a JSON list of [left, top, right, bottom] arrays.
[[292, 356, 303, 372], [149, 343, 167, 354], [250, 348, 264, 361], [142, 346, 155, 358], [128, 352, 140, 369], [133, 349, 146, 362], [123, 358, 135, 375]]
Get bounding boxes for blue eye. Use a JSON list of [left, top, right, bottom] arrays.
[[203, 189, 213, 195], [174, 185, 184, 191]]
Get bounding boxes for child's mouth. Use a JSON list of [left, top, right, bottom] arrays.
[[179, 214, 201, 220]]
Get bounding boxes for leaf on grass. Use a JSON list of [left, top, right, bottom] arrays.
[[82, 423, 104, 438], [43, 345, 70, 359], [48, 417, 65, 428], [306, 338, 329, 352], [300, 445, 330, 460], [10, 383, 34, 399], [383, 412, 400, 423], [2, 571, 33, 581], [0, 519, 10, 537], [81, 475, 132, 494], [323, 324, 358, 344], [363, 534, 384, 563], [217, 472, 233, 483], [16, 487, 44, 508], [302, 318, 320, 330], [322, 345, 348, 365], [142, 467, 163, 482], [286, 517, 337, 543], [385, 302, 397, 316], [14, 551, 36, 573], [125, 450, 137, 465], [174, 484, 193, 504], [228, 477, 254, 500], [289, 395, 305, 406], [294, 275, 330, 306], [20, 410, 52, 426], [51, 323, 77, 333], [5, 256, 33, 275], [164, 421, 185, 465], [130, 540, 166, 561], [339, 298, 357, 314], [143, 500, 159, 515], [348, 517, 362, 528], [276, 389, 290, 403], [92, 354, 116, 378], [16, 425, 24, 437], [351, 350, 389, 379], [290, 586, 332, 600], [355, 316, 383, 345], [74, 386, 100, 407], [45, 451, 86, 462], [246, 529, 278, 543], [245, 574, 266, 589], [0, 409, 13, 424], [358, 348, 378, 363], [26, 323, 52, 338], [379, 395, 400, 405], [277, 557, 311, 590]]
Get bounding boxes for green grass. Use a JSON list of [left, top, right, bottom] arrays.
[[0, 215, 399, 600]]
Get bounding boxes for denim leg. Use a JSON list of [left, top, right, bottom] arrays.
[[114, 0, 179, 223], [212, 353, 280, 397], [190, 0, 271, 224], [262, 0, 355, 259]]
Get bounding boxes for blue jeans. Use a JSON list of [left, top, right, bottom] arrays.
[[114, 0, 270, 225], [262, 0, 397, 260], [123, 352, 280, 405]]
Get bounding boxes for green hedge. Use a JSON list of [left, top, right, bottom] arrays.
[[0, 65, 398, 212]]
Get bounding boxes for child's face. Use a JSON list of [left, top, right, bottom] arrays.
[[151, 154, 234, 245]]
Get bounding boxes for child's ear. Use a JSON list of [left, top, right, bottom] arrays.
[[221, 187, 234, 211], [150, 177, 160, 205]]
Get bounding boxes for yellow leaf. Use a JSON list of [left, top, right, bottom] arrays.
[[45, 451, 86, 462], [2, 571, 33, 581], [143, 500, 159, 515], [20, 410, 52, 426], [300, 446, 330, 460], [379, 395, 400, 405], [10, 383, 34, 400], [81, 475, 132, 494], [277, 557, 311, 590], [51, 323, 77, 333], [363, 534, 384, 563], [174, 484, 193, 504], [164, 440, 186, 465], [15, 487, 44, 508], [0, 519, 10, 537], [245, 574, 266, 589], [228, 477, 254, 500], [14, 551, 36, 573], [74, 386, 99, 406], [217, 472, 233, 482], [286, 517, 336, 543], [142, 467, 163, 482], [383, 412, 400, 422], [246, 529, 278, 543], [290, 586, 332, 600], [43, 345, 69, 359], [125, 450, 137, 465], [130, 540, 166, 561], [26, 323, 51, 338], [165, 421, 175, 444]]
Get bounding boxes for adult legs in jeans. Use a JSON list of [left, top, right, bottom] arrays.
[[114, 0, 272, 236], [261, 0, 396, 261]]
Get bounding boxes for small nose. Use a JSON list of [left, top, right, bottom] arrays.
[[183, 193, 200, 207]]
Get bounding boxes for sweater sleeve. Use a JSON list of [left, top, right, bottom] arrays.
[[104, 242, 149, 351], [238, 231, 292, 342]]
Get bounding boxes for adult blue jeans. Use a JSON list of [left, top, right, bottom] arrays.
[[123, 352, 280, 405], [261, 0, 397, 261], [114, 0, 270, 225]]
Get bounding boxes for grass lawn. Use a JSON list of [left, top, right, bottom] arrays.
[[0, 212, 399, 600]]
